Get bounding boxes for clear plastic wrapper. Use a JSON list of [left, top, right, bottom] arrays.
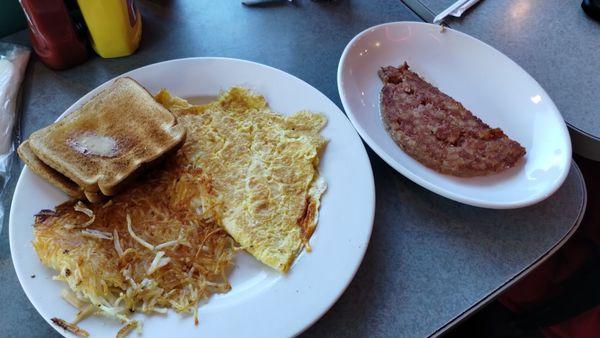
[[0, 43, 30, 231]]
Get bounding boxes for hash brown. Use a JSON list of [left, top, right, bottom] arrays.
[[32, 118, 235, 329]]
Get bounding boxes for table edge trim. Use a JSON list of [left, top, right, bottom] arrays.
[[431, 160, 588, 337]]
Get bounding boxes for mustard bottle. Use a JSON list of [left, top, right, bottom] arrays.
[[76, 0, 142, 58]]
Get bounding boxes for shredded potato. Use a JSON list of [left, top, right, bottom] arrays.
[[33, 127, 236, 333], [116, 320, 139, 338], [51, 318, 90, 337]]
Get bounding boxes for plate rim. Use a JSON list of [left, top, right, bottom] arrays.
[[337, 21, 572, 209], [10, 57, 376, 337]]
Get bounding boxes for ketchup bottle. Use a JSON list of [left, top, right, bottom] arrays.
[[19, 0, 88, 70]]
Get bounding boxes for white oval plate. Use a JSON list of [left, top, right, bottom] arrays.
[[10, 58, 375, 337], [338, 22, 571, 209]]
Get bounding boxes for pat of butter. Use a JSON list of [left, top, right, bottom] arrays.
[[69, 133, 119, 157]]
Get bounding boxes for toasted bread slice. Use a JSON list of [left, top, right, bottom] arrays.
[[83, 190, 105, 203], [17, 140, 84, 199], [18, 140, 106, 202], [28, 77, 186, 196]]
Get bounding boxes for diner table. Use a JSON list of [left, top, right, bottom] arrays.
[[0, 1, 589, 337]]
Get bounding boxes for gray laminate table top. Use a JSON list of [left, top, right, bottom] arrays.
[[0, 1, 588, 337], [402, 0, 600, 159]]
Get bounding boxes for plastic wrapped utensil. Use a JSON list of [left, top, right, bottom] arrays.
[[0, 43, 30, 231]]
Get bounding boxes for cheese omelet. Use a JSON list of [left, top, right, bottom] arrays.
[[156, 88, 327, 272]]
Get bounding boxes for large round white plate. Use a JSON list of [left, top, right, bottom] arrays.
[[10, 58, 375, 337], [338, 22, 571, 209]]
